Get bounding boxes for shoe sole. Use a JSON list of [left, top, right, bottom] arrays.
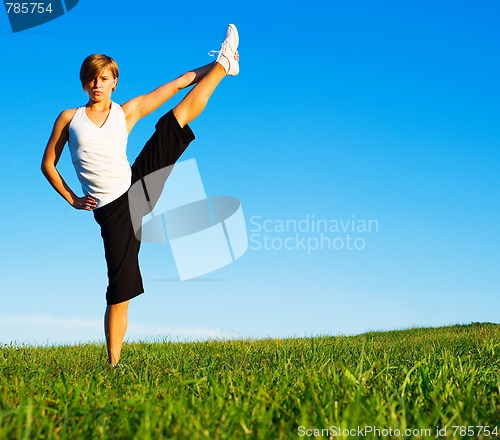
[[227, 23, 239, 52]]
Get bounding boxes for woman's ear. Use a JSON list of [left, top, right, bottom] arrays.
[[112, 78, 118, 92]]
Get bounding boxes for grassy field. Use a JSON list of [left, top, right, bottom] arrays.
[[1, 323, 499, 439]]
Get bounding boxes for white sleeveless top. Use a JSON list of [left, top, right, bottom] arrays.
[[68, 102, 131, 208]]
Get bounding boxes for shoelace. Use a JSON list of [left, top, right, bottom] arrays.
[[208, 41, 230, 57]]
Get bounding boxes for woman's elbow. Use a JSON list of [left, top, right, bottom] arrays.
[[41, 159, 53, 178]]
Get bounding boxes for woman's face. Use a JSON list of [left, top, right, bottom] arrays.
[[85, 68, 117, 101]]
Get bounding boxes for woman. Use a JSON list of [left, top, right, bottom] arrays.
[[41, 24, 239, 366]]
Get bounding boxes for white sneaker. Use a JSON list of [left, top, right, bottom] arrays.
[[209, 24, 239, 76]]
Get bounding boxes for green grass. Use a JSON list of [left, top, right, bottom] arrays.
[[1, 323, 499, 439]]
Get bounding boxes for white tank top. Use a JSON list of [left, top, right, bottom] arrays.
[[68, 102, 131, 208]]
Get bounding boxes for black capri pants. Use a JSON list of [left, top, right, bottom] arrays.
[[93, 110, 195, 305]]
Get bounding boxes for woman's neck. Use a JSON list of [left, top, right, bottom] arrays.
[[86, 98, 112, 112]]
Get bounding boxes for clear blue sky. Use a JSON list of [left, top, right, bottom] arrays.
[[1, 0, 499, 345]]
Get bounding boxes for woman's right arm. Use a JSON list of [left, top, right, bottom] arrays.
[[41, 110, 97, 211]]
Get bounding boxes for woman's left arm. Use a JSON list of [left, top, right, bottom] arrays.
[[122, 66, 208, 133], [122, 81, 180, 132]]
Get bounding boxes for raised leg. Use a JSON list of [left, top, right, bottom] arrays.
[[104, 300, 130, 365], [173, 62, 226, 128], [176, 63, 215, 89], [172, 23, 239, 127]]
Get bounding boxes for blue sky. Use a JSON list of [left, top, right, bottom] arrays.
[[0, 0, 499, 345]]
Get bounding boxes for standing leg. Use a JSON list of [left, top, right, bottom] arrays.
[[104, 300, 130, 365]]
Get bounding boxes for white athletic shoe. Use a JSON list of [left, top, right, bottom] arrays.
[[209, 24, 239, 76]]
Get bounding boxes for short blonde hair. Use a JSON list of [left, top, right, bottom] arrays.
[[80, 54, 119, 89]]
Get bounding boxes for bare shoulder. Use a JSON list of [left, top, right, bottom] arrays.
[[120, 98, 137, 117], [57, 108, 78, 125], [50, 108, 78, 138], [47, 109, 78, 144], [120, 98, 142, 133]]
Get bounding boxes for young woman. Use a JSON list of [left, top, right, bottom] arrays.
[[41, 24, 239, 366]]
